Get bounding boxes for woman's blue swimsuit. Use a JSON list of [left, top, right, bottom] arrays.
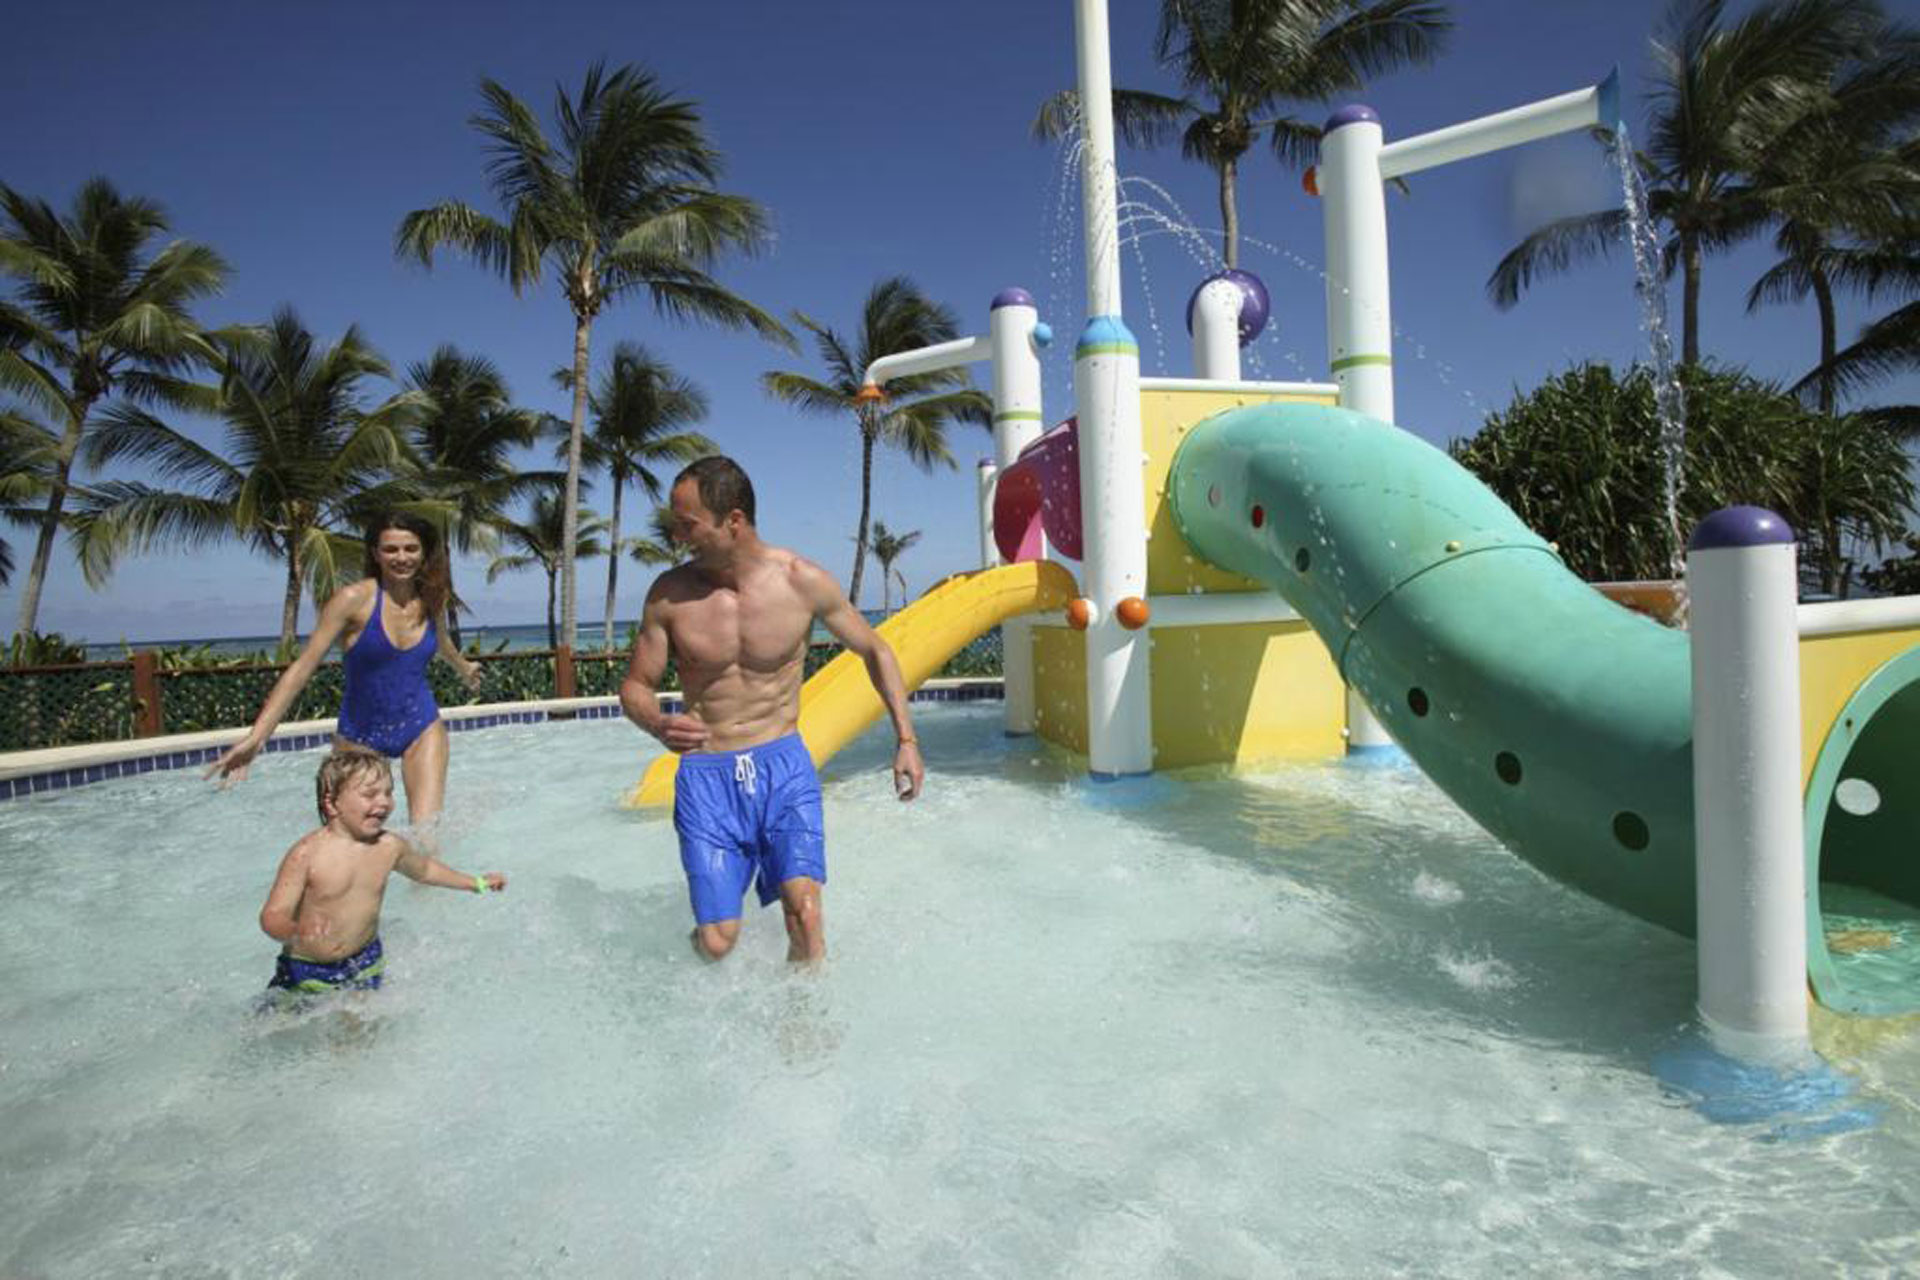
[[335, 586, 440, 757]]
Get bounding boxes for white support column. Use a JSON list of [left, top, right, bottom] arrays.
[[1190, 277, 1243, 382], [1688, 506, 1808, 1056], [1073, 0, 1151, 776], [990, 290, 1046, 468], [989, 288, 1046, 736], [1317, 105, 1394, 751], [976, 460, 999, 569]]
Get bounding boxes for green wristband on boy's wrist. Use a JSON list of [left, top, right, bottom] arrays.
[[473, 874, 487, 894]]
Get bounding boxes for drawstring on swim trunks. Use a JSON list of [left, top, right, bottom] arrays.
[[733, 752, 757, 796]]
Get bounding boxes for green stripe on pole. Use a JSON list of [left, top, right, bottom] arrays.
[[1330, 354, 1393, 372], [993, 410, 1043, 423], [1076, 343, 1140, 358]]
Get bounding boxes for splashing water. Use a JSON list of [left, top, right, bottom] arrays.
[[1612, 127, 1689, 583], [5, 710, 1919, 1274]]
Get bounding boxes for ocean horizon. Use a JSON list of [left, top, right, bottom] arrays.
[[77, 611, 891, 662]]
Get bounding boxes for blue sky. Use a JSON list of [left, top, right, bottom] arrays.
[[3, 0, 1909, 644]]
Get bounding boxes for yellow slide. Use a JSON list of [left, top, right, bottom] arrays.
[[624, 559, 1077, 808]]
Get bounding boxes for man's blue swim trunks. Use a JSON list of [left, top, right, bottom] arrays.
[[335, 584, 441, 757], [673, 733, 826, 925], [267, 936, 385, 996]]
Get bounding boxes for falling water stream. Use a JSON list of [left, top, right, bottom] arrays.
[[1612, 126, 1691, 586]]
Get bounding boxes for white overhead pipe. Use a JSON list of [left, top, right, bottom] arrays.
[[1378, 71, 1619, 180], [860, 335, 993, 390], [1143, 592, 1299, 628], [1798, 594, 1920, 638], [1140, 377, 1339, 397]]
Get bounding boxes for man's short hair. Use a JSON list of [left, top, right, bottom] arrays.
[[316, 745, 391, 821], [674, 455, 756, 526]]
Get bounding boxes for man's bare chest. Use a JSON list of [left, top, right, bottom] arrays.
[[665, 592, 811, 673]]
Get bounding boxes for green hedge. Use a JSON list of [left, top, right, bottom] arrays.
[[0, 631, 1005, 753]]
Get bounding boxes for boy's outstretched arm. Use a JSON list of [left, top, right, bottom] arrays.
[[396, 840, 507, 893], [260, 841, 311, 943]]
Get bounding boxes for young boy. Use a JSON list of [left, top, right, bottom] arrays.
[[259, 745, 505, 998]]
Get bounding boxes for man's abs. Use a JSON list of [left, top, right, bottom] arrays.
[[680, 661, 805, 752]]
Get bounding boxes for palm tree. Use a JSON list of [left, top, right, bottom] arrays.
[[1741, 11, 1920, 412], [565, 342, 713, 650], [762, 277, 990, 606], [1490, 0, 1888, 368], [71, 308, 419, 647], [867, 520, 921, 613], [1033, 0, 1451, 268], [1802, 272, 1920, 432], [404, 346, 562, 643], [485, 492, 608, 650], [396, 60, 791, 652], [0, 179, 228, 635], [0, 409, 59, 589]]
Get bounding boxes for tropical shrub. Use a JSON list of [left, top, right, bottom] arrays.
[[1452, 362, 1914, 593]]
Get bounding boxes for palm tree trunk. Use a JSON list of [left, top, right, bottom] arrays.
[[1812, 266, 1837, 416], [545, 565, 558, 651], [280, 536, 304, 650], [603, 468, 623, 653], [14, 399, 90, 637], [1219, 156, 1240, 270], [447, 575, 465, 649], [1681, 233, 1702, 369], [561, 310, 593, 652], [1823, 517, 1842, 597], [849, 423, 875, 606]]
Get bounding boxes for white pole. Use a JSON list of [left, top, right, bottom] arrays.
[[1317, 105, 1395, 752], [1074, 0, 1123, 319], [977, 460, 999, 569], [1688, 506, 1809, 1056], [989, 289, 1047, 468], [989, 288, 1047, 737], [1191, 277, 1243, 382], [1073, 0, 1151, 776]]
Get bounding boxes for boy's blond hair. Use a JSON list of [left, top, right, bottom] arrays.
[[315, 745, 392, 821]]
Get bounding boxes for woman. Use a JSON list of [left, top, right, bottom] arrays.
[[208, 513, 482, 829]]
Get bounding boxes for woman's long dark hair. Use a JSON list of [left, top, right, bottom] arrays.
[[363, 512, 451, 620]]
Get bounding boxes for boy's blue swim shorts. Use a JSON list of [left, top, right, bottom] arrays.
[[267, 936, 385, 996], [672, 732, 826, 925]]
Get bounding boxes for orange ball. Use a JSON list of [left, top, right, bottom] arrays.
[[1066, 598, 1092, 631], [1302, 166, 1319, 197], [1115, 596, 1151, 630]]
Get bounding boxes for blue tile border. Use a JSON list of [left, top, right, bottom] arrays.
[[0, 682, 1004, 803]]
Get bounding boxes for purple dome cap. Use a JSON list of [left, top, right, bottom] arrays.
[[991, 288, 1036, 310], [1325, 105, 1380, 132], [1183, 269, 1272, 347], [1689, 505, 1795, 551]]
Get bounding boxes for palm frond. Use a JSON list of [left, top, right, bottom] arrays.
[[1486, 208, 1630, 309]]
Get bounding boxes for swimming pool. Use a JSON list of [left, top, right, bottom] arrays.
[[2, 704, 1916, 1275]]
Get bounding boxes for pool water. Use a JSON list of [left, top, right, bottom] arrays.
[[3, 704, 1917, 1276]]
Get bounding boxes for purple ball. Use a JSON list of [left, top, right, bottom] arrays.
[[1184, 269, 1272, 347]]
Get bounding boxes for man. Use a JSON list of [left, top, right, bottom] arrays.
[[620, 455, 923, 964]]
